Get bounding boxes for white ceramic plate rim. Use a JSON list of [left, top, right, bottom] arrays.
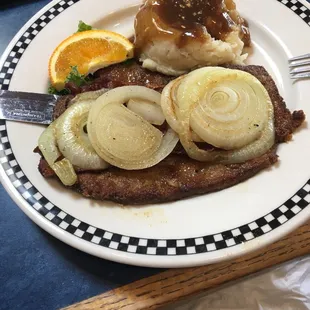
[[0, 0, 310, 268]]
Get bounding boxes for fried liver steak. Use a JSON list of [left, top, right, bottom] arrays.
[[39, 62, 305, 204]]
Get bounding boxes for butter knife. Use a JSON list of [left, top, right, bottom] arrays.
[[0, 90, 59, 125]]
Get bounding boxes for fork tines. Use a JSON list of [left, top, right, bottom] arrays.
[[289, 53, 310, 79]]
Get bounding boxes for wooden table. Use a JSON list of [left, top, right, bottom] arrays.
[[64, 222, 310, 310]]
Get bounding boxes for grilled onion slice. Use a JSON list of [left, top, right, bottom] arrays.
[[38, 122, 77, 186], [88, 86, 179, 170], [161, 67, 275, 164], [56, 98, 109, 170], [52, 159, 77, 186], [38, 89, 110, 186], [127, 98, 165, 125]]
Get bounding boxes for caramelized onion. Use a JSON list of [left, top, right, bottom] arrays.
[[52, 158, 78, 186], [127, 99, 165, 125], [56, 99, 109, 170], [161, 67, 275, 163], [38, 121, 61, 167], [38, 89, 111, 186], [38, 122, 77, 186], [88, 86, 179, 170]]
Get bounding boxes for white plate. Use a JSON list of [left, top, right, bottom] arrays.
[[0, 0, 310, 268]]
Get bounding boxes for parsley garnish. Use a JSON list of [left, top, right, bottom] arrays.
[[122, 58, 135, 66], [65, 65, 92, 87], [77, 20, 93, 33], [48, 66, 92, 95], [48, 85, 70, 96]]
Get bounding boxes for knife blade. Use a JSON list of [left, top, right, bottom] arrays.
[[0, 90, 59, 125]]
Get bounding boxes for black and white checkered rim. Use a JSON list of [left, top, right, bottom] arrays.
[[0, 0, 310, 256]]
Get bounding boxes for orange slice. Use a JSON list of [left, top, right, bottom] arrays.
[[49, 30, 134, 90]]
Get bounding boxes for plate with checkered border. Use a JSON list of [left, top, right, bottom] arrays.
[[0, 0, 310, 268]]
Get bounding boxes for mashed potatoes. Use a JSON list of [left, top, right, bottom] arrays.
[[134, 0, 250, 76]]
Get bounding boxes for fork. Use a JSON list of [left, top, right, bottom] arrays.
[[289, 53, 310, 79]]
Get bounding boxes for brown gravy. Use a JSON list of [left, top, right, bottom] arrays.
[[135, 0, 250, 52]]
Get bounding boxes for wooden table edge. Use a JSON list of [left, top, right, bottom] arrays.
[[63, 222, 310, 310]]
